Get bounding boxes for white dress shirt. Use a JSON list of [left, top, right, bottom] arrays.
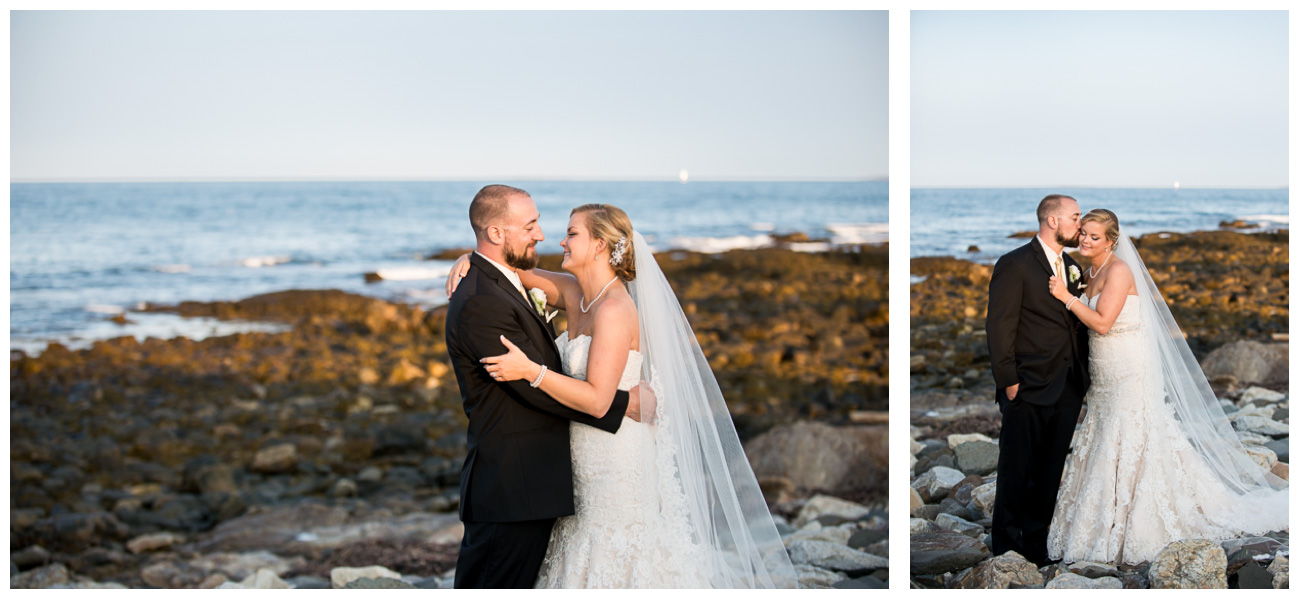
[[1035, 234, 1065, 280], [475, 251, 527, 298]]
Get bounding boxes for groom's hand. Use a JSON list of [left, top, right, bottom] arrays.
[[1005, 383, 1020, 401], [626, 382, 655, 423]]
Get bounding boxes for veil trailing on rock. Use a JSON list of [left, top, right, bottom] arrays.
[[626, 231, 797, 588], [1115, 227, 1288, 511]]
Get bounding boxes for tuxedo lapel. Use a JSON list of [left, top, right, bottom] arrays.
[[469, 253, 553, 336], [1028, 236, 1055, 277]]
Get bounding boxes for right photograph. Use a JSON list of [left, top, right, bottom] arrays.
[[908, 10, 1289, 590]]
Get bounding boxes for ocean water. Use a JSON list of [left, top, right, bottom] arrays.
[[10, 180, 886, 353], [911, 187, 1288, 262]]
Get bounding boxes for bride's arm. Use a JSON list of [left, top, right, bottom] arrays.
[[443, 253, 578, 310], [480, 296, 636, 418], [517, 269, 579, 312], [1050, 262, 1135, 335]]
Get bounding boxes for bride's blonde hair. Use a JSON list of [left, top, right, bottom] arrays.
[[1081, 208, 1120, 251], [571, 204, 636, 282]]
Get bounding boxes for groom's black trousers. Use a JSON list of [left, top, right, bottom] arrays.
[[455, 518, 556, 588], [990, 388, 1084, 566]]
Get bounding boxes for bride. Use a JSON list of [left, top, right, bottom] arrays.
[[1044, 208, 1289, 565], [448, 204, 796, 588]]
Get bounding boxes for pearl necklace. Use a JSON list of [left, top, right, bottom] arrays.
[[579, 276, 620, 313], [1087, 248, 1114, 279]]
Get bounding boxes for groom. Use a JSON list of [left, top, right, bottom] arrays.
[[984, 194, 1090, 566], [444, 184, 641, 588]]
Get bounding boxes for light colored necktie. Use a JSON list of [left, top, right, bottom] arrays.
[[1054, 256, 1064, 282]]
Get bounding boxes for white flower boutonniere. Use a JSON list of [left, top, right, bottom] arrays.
[[1068, 265, 1081, 283], [529, 288, 559, 323]]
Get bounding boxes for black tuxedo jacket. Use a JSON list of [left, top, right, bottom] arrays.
[[445, 253, 628, 523], [985, 237, 1091, 406]]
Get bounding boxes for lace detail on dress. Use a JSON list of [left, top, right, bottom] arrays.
[[1047, 294, 1288, 565], [535, 334, 712, 588]]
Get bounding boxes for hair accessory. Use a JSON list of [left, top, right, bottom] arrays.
[[609, 236, 628, 266]]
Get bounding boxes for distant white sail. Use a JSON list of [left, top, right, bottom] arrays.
[[679, 169, 689, 184]]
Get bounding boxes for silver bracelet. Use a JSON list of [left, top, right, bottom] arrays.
[[530, 365, 547, 388], [1065, 297, 1078, 311]]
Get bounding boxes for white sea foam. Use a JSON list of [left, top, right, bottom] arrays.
[[11, 312, 292, 357], [668, 234, 774, 253], [241, 255, 293, 268], [152, 264, 191, 274], [826, 223, 889, 245], [750, 222, 776, 232], [789, 242, 833, 253], [1237, 214, 1290, 227], [85, 304, 126, 315]]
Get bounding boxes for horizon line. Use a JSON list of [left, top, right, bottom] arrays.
[[911, 184, 1288, 191], [11, 175, 890, 185]]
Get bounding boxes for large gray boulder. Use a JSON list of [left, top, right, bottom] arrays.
[[1201, 341, 1288, 387], [745, 421, 887, 493]]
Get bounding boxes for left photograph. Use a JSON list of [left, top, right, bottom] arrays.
[[10, 11, 890, 590]]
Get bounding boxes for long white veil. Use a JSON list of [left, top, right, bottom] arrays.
[[1115, 227, 1288, 506], [627, 231, 798, 588]]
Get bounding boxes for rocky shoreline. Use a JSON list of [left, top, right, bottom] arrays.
[[909, 229, 1289, 589], [10, 245, 888, 589]]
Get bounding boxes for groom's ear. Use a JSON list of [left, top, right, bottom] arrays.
[[485, 225, 503, 245]]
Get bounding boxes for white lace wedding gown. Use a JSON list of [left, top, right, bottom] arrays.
[[1048, 294, 1287, 565], [535, 332, 713, 588]]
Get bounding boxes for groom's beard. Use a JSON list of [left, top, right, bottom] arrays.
[[1057, 229, 1080, 248], [504, 242, 539, 271]]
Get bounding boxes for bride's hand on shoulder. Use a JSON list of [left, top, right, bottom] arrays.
[[1048, 275, 1073, 303], [480, 335, 541, 382], [445, 253, 473, 297]]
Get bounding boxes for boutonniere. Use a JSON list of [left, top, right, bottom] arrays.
[[1068, 265, 1081, 284], [528, 288, 558, 322]]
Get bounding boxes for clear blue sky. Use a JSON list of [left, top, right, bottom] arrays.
[[912, 11, 1288, 188], [12, 11, 887, 182]]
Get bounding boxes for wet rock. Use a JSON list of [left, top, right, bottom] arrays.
[[127, 532, 185, 554], [190, 550, 303, 581], [954, 441, 999, 476], [1241, 386, 1286, 404], [744, 421, 887, 495], [787, 539, 888, 576], [1267, 555, 1288, 588], [1270, 462, 1288, 480], [1067, 561, 1122, 579], [11, 545, 51, 570], [329, 478, 358, 498], [1201, 341, 1288, 387], [947, 432, 994, 448], [1149, 539, 1227, 589], [1234, 416, 1289, 437], [910, 532, 989, 575], [793, 494, 871, 528], [796, 564, 848, 588], [1236, 562, 1274, 589], [912, 466, 966, 502], [909, 488, 923, 516], [285, 575, 330, 589], [344, 577, 417, 589], [10, 562, 71, 589], [331, 565, 403, 589], [1047, 572, 1122, 589], [251, 444, 298, 473], [198, 503, 350, 553], [971, 481, 997, 518], [955, 551, 1043, 589], [935, 513, 983, 538], [1245, 446, 1279, 470], [911, 518, 942, 535], [141, 560, 210, 588]]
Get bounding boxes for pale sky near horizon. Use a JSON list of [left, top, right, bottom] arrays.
[[11, 10, 887, 182], [912, 11, 1288, 189]]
